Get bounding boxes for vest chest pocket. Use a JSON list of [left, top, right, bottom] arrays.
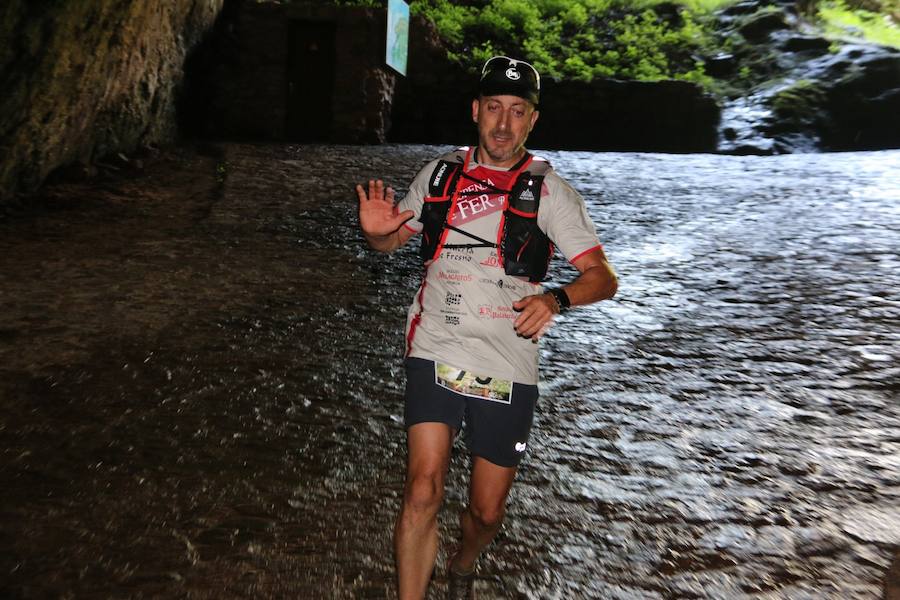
[[501, 206, 552, 282]]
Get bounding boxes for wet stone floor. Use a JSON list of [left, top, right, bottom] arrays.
[[1, 143, 899, 599]]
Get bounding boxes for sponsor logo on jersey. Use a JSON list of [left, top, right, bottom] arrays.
[[437, 270, 473, 283], [443, 248, 474, 262], [476, 305, 517, 320], [480, 255, 501, 268], [450, 177, 505, 225]]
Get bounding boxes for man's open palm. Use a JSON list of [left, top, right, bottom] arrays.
[[357, 179, 414, 237]]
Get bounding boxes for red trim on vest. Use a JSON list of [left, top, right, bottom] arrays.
[[516, 236, 531, 262], [506, 205, 537, 218]]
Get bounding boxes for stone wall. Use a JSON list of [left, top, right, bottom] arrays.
[[182, 1, 289, 140], [183, 2, 396, 144], [0, 0, 224, 205], [532, 79, 720, 153], [325, 5, 396, 143], [389, 17, 474, 146]]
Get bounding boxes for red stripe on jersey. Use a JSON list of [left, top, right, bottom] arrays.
[[405, 265, 431, 356], [569, 244, 605, 264]]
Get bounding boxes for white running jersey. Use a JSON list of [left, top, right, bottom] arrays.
[[398, 150, 603, 384]]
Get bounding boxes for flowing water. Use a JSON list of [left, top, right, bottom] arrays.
[[1, 144, 898, 599]]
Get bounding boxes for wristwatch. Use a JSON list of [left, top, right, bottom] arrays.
[[547, 287, 571, 313]]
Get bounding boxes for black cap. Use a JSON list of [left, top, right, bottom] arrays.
[[479, 56, 541, 106]]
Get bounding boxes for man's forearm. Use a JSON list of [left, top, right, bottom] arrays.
[[558, 261, 618, 307]]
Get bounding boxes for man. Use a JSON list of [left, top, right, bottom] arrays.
[[357, 56, 617, 599]]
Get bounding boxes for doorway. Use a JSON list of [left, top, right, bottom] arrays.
[[286, 20, 336, 141]]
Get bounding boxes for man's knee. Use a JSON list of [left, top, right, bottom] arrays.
[[402, 472, 445, 516], [469, 501, 505, 530]]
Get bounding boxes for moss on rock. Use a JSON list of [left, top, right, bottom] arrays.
[[769, 79, 827, 120]]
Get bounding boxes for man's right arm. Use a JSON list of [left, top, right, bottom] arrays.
[[357, 178, 416, 254]]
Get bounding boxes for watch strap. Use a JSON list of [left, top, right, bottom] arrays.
[[548, 287, 571, 312]]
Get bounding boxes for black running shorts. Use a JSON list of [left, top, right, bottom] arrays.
[[404, 357, 538, 468]]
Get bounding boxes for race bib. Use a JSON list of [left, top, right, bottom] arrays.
[[435, 363, 512, 404]]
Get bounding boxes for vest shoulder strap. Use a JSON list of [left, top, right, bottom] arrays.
[[426, 147, 469, 197]]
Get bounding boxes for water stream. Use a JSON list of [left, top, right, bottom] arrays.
[[1, 144, 898, 599]]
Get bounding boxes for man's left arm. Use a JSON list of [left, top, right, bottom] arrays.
[[512, 247, 617, 339]]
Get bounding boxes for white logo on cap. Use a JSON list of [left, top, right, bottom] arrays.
[[505, 67, 520, 80], [515, 442, 527, 452]]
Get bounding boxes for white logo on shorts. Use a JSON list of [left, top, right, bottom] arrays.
[[515, 442, 527, 452]]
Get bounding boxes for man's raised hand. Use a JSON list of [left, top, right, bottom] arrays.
[[357, 179, 414, 238]]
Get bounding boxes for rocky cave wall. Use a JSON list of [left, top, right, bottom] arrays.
[[0, 0, 224, 206]]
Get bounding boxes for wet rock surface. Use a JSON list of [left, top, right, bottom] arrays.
[[1, 143, 899, 599], [713, 1, 900, 154]]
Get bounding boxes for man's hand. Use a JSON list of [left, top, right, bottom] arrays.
[[357, 179, 414, 238], [511, 247, 618, 341], [512, 293, 558, 340]]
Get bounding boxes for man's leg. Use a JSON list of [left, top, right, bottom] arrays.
[[449, 456, 517, 574], [395, 422, 454, 599]]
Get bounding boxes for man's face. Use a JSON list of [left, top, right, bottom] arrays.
[[472, 95, 539, 168]]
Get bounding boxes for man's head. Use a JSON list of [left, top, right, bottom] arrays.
[[473, 56, 541, 167]]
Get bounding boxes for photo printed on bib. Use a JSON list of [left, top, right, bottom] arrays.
[[435, 362, 513, 404]]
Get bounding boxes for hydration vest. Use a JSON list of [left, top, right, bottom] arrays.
[[418, 147, 554, 283]]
